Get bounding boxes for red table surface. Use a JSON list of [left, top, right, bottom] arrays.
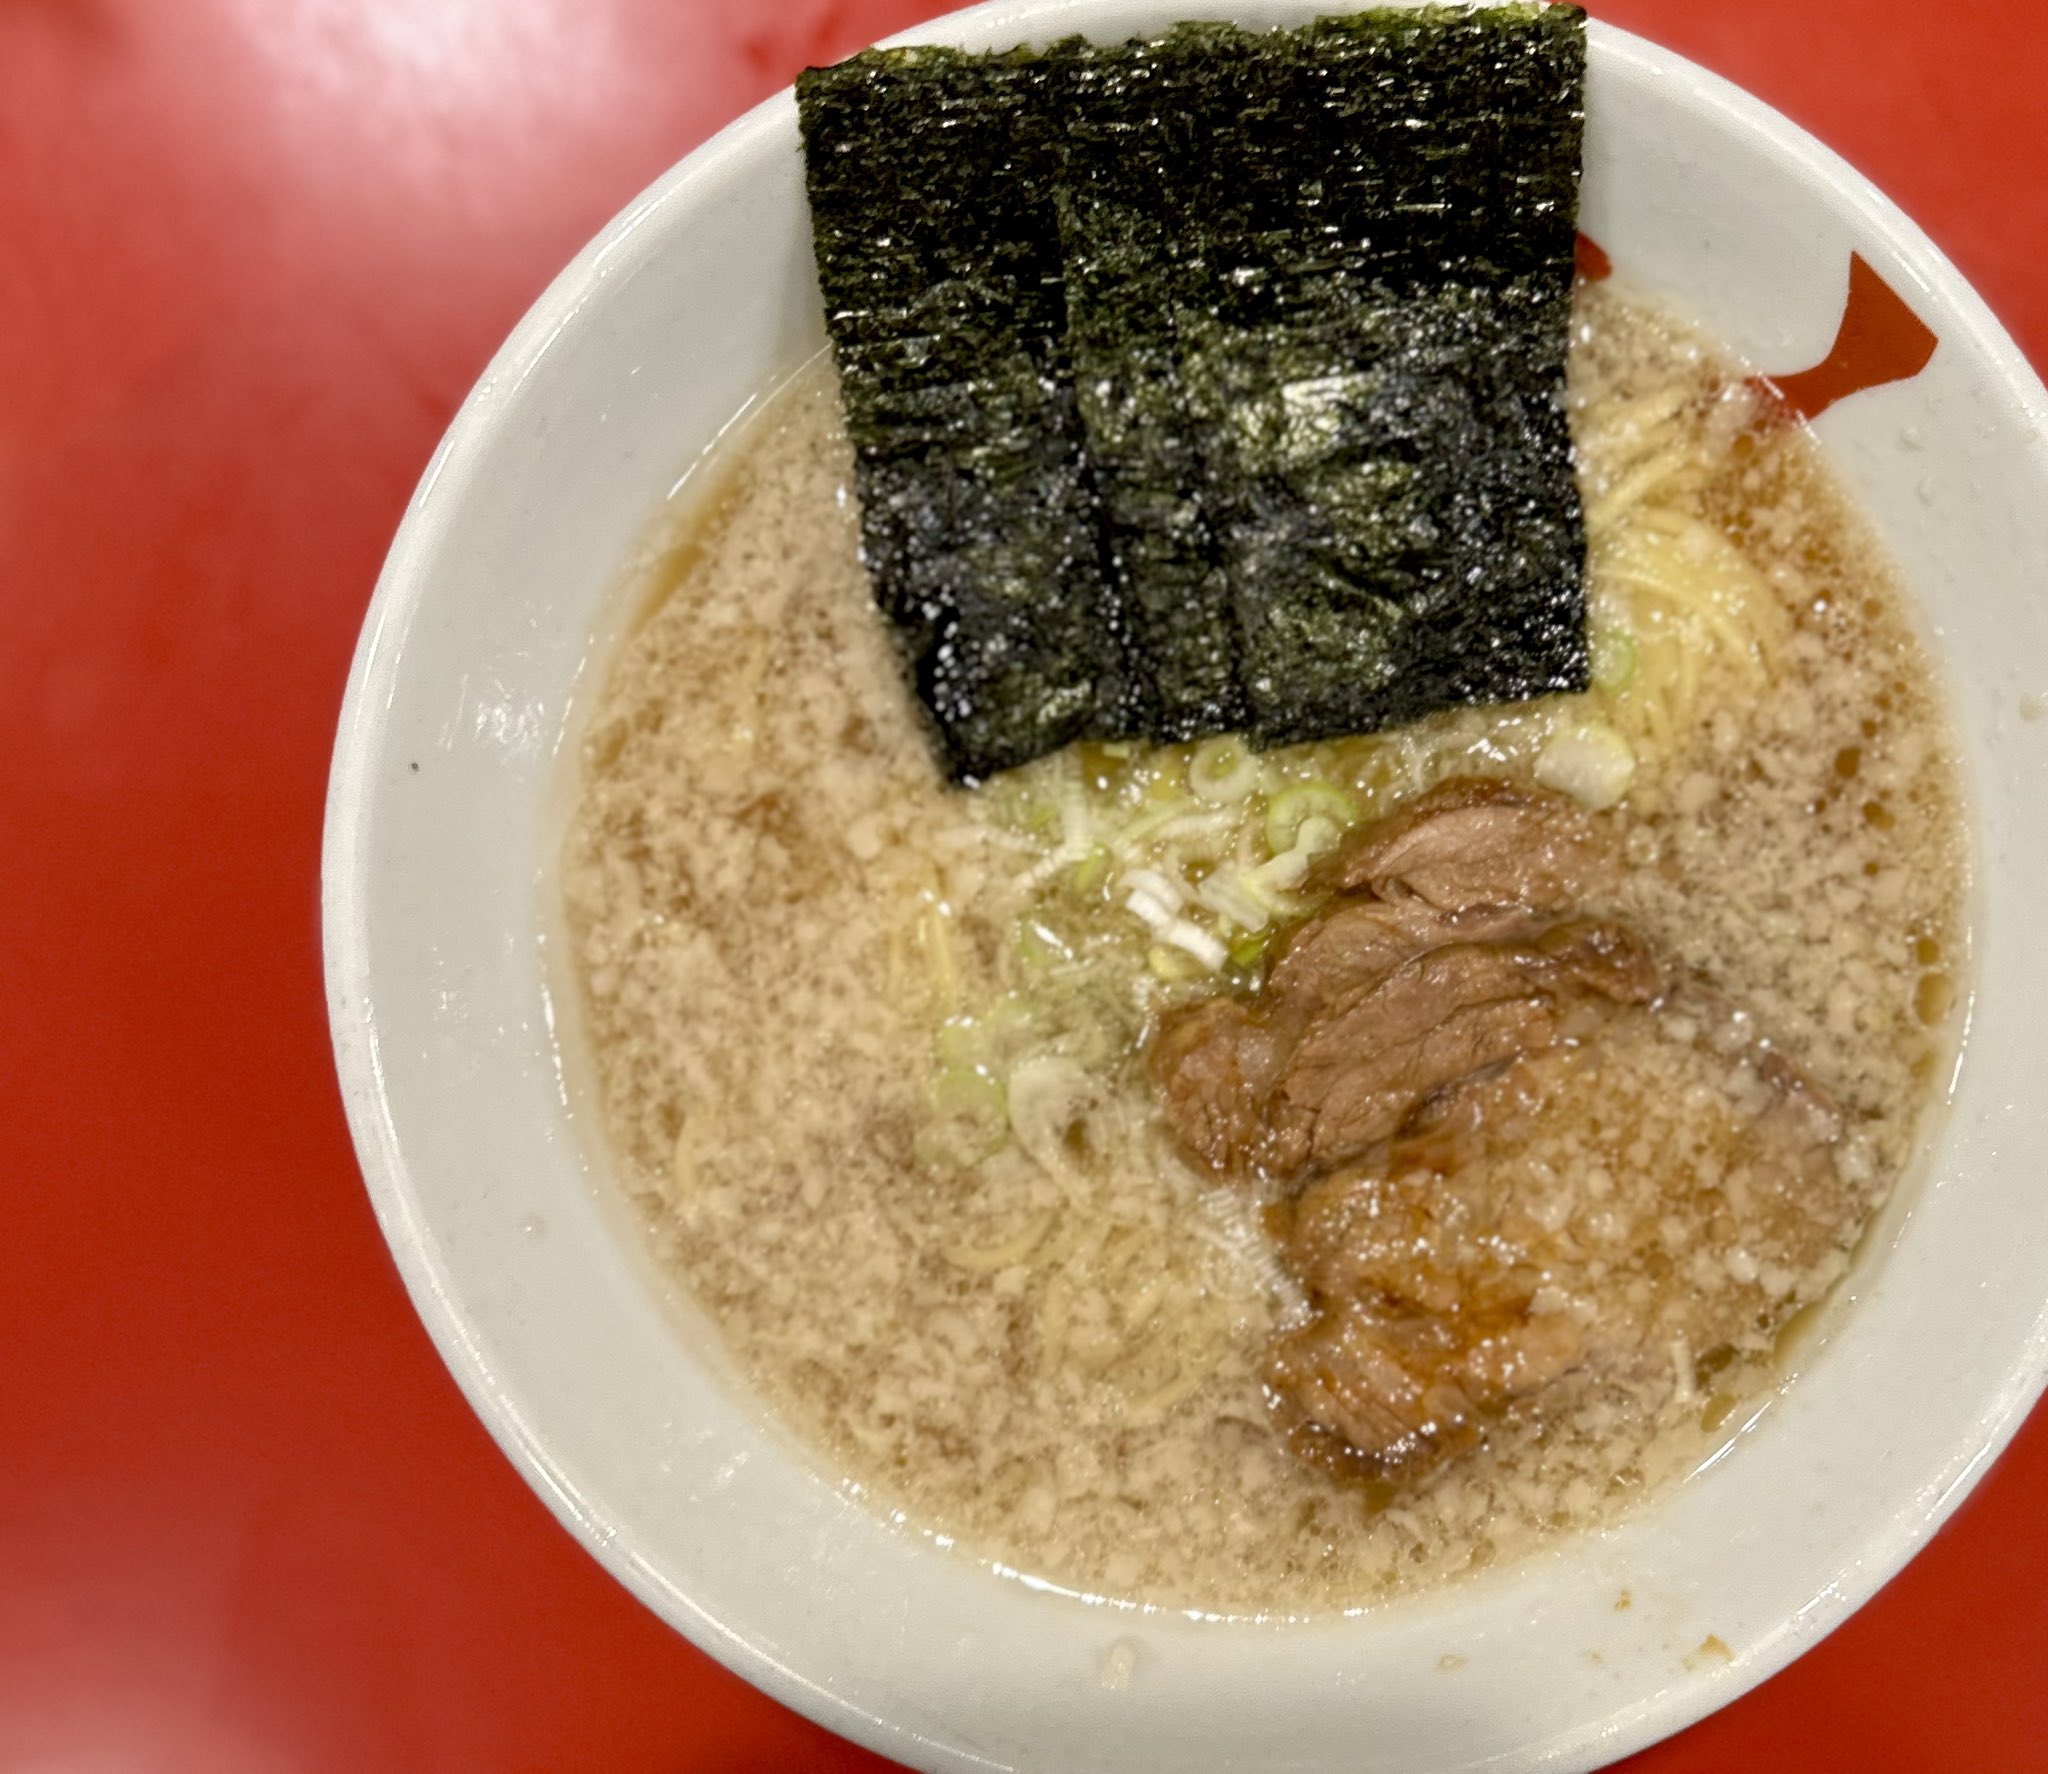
[[3, 1, 2044, 1768]]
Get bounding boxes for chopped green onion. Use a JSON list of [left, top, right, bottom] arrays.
[[1187, 735, 1260, 805], [1122, 867, 1188, 916], [1148, 944, 1204, 982], [1068, 845, 1112, 895], [1109, 796, 1204, 856], [934, 1017, 980, 1070], [1194, 866, 1269, 933], [1055, 774, 1094, 850], [1591, 622, 1638, 694], [1534, 720, 1637, 810], [932, 1065, 1005, 1120], [1241, 853, 1312, 919], [915, 1065, 1010, 1172], [1006, 1055, 1101, 1177], [1253, 848, 1310, 891], [1266, 781, 1358, 856], [1292, 814, 1342, 859]]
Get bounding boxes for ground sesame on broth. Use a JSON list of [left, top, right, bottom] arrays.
[[560, 286, 1966, 1616]]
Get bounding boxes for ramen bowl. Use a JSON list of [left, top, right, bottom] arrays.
[[323, 4, 2048, 1768]]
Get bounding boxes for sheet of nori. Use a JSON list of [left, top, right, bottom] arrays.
[[1052, 26, 1264, 740], [1183, 280, 1586, 744], [1055, 6, 1589, 748], [796, 47, 1136, 783]]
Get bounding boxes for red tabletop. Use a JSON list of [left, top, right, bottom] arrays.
[[4, 2, 2044, 1768]]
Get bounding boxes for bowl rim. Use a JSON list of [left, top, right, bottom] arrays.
[[323, 7, 2048, 1769]]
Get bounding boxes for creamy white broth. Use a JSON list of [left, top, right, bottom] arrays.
[[561, 285, 1965, 1614]]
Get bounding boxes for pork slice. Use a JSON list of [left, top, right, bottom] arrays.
[[1277, 944, 1560, 1168], [1270, 1162, 1587, 1474], [1523, 916, 1664, 1007], [1148, 997, 1286, 1176], [1324, 775, 1616, 921], [1264, 897, 1465, 1023], [1149, 774, 1652, 1184], [1273, 920, 1660, 1174], [1151, 893, 1537, 1179], [1266, 1002, 1863, 1481]]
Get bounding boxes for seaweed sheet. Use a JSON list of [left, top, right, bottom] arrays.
[[796, 47, 1135, 782], [1182, 280, 1586, 745], [800, 7, 1588, 774], [1056, 4, 1588, 746]]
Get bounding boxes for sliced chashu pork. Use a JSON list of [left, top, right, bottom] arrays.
[[1143, 775, 1861, 1481], [1151, 777, 1653, 1181], [1266, 1003, 1852, 1477]]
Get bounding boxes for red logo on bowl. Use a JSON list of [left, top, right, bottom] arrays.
[[1749, 252, 1939, 423], [1575, 235, 1937, 424]]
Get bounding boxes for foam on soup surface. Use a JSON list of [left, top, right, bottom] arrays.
[[560, 284, 1966, 1614]]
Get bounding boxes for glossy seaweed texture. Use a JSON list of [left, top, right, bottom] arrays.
[[798, 47, 1132, 781], [798, 4, 1588, 778]]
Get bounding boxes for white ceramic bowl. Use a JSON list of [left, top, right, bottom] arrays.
[[324, 5, 2048, 1769]]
